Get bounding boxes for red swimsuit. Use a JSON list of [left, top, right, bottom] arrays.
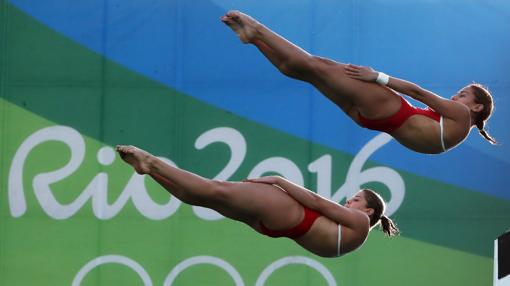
[[358, 96, 440, 133], [260, 206, 321, 239]]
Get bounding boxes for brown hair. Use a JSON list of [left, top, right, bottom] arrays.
[[469, 83, 497, 145], [361, 189, 399, 237]]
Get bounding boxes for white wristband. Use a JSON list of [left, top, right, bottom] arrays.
[[376, 72, 390, 85]]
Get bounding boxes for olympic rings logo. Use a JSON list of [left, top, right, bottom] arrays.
[[72, 255, 338, 286]]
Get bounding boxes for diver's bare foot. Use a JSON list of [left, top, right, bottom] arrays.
[[220, 10, 259, 43], [116, 145, 153, 175]]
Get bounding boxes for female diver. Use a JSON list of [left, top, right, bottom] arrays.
[[116, 145, 399, 257], [220, 11, 496, 154]]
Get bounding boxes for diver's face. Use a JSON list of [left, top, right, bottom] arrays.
[[345, 191, 375, 217], [345, 192, 368, 210], [451, 86, 482, 113]]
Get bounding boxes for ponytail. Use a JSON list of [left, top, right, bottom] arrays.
[[470, 84, 497, 145], [380, 215, 400, 237], [475, 120, 497, 145], [478, 128, 497, 145], [362, 189, 400, 237]]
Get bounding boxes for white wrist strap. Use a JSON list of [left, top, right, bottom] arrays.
[[376, 72, 390, 85]]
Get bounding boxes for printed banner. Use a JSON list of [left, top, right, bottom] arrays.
[[1, 1, 509, 285]]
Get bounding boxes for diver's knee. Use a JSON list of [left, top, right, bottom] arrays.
[[280, 55, 319, 79]]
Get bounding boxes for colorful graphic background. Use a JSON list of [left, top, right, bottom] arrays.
[[1, 1, 509, 285]]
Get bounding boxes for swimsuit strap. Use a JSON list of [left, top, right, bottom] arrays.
[[440, 116, 446, 151], [337, 224, 342, 257]]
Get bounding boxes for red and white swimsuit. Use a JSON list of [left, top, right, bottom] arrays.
[[358, 96, 446, 151], [260, 206, 343, 257]]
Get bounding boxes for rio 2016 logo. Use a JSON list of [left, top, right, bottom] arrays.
[[8, 125, 405, 221]]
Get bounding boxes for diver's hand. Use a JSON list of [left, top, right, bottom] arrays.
[[345, 64, 378, 82]]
